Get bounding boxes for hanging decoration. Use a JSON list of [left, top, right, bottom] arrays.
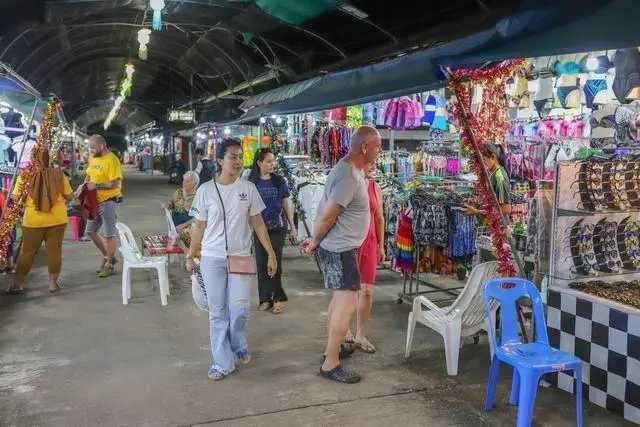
[[447, 60, 524, 276], [137, 28, 151, 60], [104, 63, 135, 130], [150, 0, 165, 31], [0, 101, 58, 265]]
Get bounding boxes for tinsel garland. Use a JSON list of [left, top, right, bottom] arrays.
[[0, 102, 58, 264], [448, 60, 523, 276]]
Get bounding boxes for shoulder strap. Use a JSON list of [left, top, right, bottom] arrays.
[[212, 176, 229, 255]]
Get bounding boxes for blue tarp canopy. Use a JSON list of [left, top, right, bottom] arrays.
[[224, 0, 640, 124]]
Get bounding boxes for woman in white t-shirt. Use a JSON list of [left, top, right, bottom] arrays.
[[187, 138, 277, 381]]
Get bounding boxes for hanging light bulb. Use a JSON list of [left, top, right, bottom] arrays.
[[125, 63, 135, 78], [150, 0, 165, 31], [275, 116, 283, 125], [224, 127, 231, 135], [585, 55, 600, 72], [259, 117, 266, 124], [137, 28, 151, 60]]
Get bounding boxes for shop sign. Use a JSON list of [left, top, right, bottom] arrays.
[[168, 109, 195, 123]]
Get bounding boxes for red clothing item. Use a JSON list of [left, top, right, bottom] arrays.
[[79, 187, 98, 220], [358, 180, 379, 285]]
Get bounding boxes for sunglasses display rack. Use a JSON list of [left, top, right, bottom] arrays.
[[546, 158, 640, 308]]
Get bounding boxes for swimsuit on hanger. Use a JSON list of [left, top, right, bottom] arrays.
[[580, 54, 613, 74], [554, 60, 582, 76], [557, 86, 581, 109], [584, 79, 608, 108]]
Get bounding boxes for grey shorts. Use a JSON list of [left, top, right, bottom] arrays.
[[86, 200, 118, 238], [317, 247, 360, 291]]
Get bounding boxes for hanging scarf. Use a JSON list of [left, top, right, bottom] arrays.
[[28, 148, 64, 213]]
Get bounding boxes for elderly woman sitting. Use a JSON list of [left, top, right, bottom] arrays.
[[165, 171, 199, 233]]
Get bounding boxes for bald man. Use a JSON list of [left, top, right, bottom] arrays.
[[78, 135, 123, 278], [301, 126, 382, 383]]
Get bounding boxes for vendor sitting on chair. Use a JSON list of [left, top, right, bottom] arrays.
[[164, 171, 199, 233]]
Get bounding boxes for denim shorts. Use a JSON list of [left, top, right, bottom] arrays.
[[317, 247, 360, 291], [86, 200, 118, 238]]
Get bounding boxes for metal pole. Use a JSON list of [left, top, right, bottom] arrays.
[[71, 122, 76, 175], [5, 98, 40, 208]]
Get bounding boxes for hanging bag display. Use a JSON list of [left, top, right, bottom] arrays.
[[212, 177, 257, 275]]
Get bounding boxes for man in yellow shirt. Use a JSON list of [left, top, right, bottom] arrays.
[[77, 134, 123, 278]]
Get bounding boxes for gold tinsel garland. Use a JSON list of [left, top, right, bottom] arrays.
[[0, 102, 58, 264]]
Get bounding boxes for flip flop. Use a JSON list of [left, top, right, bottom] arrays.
[[5, 287, 24, 295], [355, 339, 376, 354]]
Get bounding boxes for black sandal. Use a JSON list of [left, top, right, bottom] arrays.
[[319, 364, 361, 384], [5, 287, 24, 295]]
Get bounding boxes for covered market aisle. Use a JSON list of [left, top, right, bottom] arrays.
[[3, 0, 640, 426], [0, 169, 625, 426]]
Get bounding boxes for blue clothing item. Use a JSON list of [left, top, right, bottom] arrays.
[[254, 175, 290, 230], [422, 95, 437, 125], [172, 211, 191, 227], [554, 60, 581, 75], [432, 115, 448, 131], [584, 79, 608, 108], [200, 256, 252, 376], [557, 86, 579, 109]]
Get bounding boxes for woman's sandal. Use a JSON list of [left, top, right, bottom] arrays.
[[344, 330, 356, 344], [258, 302, 273, 311], [49, 280, 63, 294], [272, 301, 286, 314], [208, 369, 225, 381], [355, 338, 376, 354], [5, 287, 24, 295]]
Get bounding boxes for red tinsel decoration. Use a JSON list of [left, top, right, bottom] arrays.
[[448, 60, 523, 276], [0, 102, 59, 265]]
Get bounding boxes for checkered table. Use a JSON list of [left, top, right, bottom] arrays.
[[546, 288, 640, 424]]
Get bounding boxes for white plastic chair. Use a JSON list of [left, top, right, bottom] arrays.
[[163, 208, 178, 239], [405, 261, 498, 375], [116, 222, 170, 306]]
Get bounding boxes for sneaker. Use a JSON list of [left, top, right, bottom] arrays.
[[319, 364, 361, 384], [237, 350, 251, 365], [98, 263, 115, 278], [96, 258, 107, 274]]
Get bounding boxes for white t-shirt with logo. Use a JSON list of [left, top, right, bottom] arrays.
[[189, 178, 265, 258]]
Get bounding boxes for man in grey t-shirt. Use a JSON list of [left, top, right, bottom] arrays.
[[302, 126, 381, 384]]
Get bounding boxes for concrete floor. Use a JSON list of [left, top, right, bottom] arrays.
[[0, 170, 633, 426]]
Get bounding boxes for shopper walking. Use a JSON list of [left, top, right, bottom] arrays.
[[346, 164, 384, 353], [6, 148, 73, 294], [301, 125, 382, 383], [76, 134, 123, 278], [186, 138, 277, 381], [248, 148, 297, 314], [194, 148, 214, 184]]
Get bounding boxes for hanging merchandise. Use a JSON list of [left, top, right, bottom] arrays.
[[384, 97, 424, 130], [345, 105, 363, 128], [310, 122, 352, 167]]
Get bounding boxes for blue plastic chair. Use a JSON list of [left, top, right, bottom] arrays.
[[482, 278, 583, 427]]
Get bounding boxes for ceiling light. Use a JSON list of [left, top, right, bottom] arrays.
[[585, 56, 599, 72], [259, 117, 266, 124], [339, 3, 368, 20], [224, 127, 230, 135], [275, 117, 283, 125]]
